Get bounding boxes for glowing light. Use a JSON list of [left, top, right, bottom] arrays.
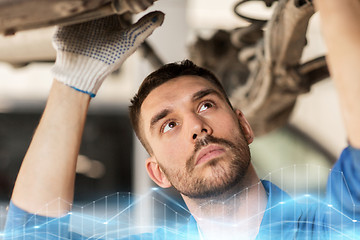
[[1, 176, 358, 239]]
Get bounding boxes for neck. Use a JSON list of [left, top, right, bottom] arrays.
[[182, 164, 267, 240]]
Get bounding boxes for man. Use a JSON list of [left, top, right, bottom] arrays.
[[4, 0, 360, 239]]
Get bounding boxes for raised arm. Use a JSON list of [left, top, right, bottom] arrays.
[[315, 1, 360, 233], [315, 0, 360, 148], [11, 81, 90, 216], [10, 12, 164, 217]]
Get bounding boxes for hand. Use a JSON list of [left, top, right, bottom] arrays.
[[51, 11, 164, 97]]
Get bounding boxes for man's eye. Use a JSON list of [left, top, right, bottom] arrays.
[[163, 121, 178, 133], [199, 102, 214, 112]]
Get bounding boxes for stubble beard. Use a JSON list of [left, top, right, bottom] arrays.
[[161, 132, 251, 199]]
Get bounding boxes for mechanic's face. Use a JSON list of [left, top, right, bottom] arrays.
[[141, 76, 254, 199]]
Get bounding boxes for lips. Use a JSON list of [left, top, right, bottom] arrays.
[[195, 144, 225, 166]]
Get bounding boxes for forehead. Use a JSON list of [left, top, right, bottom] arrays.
[[140, 75, 221, 126]]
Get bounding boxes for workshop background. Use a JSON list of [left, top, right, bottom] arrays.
[[0, 0, 347, 231]]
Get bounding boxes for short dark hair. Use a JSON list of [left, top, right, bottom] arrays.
[[129, 59, 232, 153]]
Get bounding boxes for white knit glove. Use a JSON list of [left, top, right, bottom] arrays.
[[51, 11, 164, 97]]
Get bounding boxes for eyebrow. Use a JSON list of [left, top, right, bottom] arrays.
[[192, 88, 222, 102], [149, 88, 222, 131], [150, 108, 172, 131]]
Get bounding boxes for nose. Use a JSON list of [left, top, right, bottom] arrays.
[[192, 129, 207, 140], [188, 114, 213, 141]]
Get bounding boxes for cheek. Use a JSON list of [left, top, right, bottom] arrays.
[[153, 138, 190, 169], [211, 114, 241, 137]]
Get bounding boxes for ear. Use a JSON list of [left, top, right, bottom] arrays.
[[235, 109, 254, 144], [146, 156, 172, 188]]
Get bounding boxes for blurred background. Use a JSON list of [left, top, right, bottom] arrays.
[[0, 0, 348, 232]]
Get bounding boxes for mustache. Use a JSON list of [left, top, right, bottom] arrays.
[[187, 135, 237, 171], [193, 135, 236, 153]]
